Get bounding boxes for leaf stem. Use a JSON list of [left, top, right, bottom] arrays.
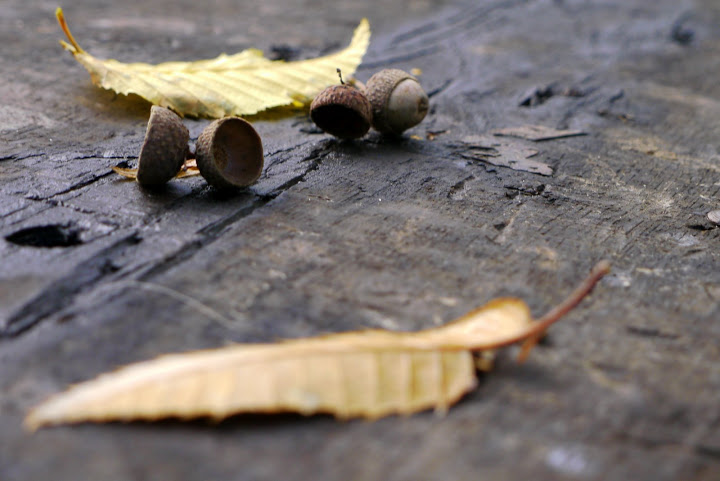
[[516, 260, 611, 361], [55, 7, 84, 53]]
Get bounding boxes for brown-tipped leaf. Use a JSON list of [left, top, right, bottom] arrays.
[[26, 262, 609, 429]]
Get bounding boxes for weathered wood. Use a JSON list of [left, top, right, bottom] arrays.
[[1, 0, 719, 480]]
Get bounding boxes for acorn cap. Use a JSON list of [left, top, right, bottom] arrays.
[[195, 117, 264, 189], [136, 106, 189, 186], [310, 84, 372, 139], [365, 68, 429, 135]]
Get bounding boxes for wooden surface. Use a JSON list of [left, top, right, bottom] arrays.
[[1, 0, 719, 479]]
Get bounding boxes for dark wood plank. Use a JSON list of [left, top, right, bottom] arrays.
[[1, 0, 719, 480]]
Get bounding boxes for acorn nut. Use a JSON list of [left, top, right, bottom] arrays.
[[195, 117, 264, 189], [136, 106, 190, 187], [310, 84, 372, 139], [365, 69, 429, 135]]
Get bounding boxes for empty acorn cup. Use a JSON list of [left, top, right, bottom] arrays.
[[195, 117, 264, 189], [136, 106, 190, 187]]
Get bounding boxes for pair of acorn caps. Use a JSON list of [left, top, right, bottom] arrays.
[[136, 106, 264, 189], [310, 68, 429, 139]]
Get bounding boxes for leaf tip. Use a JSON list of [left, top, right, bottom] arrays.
[[357, 18, 371, 42], [593, 259, 612, 277], [56, 6, 84, 54], [23, 406, 47, 432]]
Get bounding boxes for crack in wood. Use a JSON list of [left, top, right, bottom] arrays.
[[24, 170, 115, 201], [134, 142, 336, 282], [0, 139, 336, 338], [261, 141, 335, 197], [695, 444, 720, 461], [0, 232, 142, 338], [0, 152, 47, 162], [359, 46, 443, 70], [447, 175, 474, 200], [390, 0, 531, 48], [133, 198, 271, 282], [626, 325, 680, 340]]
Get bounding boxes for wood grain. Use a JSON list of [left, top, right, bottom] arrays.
[[2, 0, 720, 479]]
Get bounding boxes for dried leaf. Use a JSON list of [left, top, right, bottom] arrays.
[[452, 135, 553, 176], [56, 8, 370, 117], [111, 166, 140, 180], [493, 125, 587, 142], [25, 262, 609, 430], [112, 159, 199, 180], [25, 346, 476, 428], [176, 161, 200, 179]]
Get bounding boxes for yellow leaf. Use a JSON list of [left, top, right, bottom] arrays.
[[24, 345, 476, 428], [56, 8, 371, 117], [112, 159, 199, 180], [25, 261, 610, 430]]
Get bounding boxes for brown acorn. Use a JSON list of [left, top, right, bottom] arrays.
[[365, 69, 429, 135], [136, 106, 190, 186], [310, 84, 372, 139], [195, 117, 264, 189]]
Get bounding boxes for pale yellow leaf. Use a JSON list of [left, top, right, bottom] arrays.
[[25, 345, 476, 429], [25, 261, 610, 429], [56, 8, 370, 117], [111, 159, 200, 180], [111, 166, 138, 179], [292, 298, 534, 351], [25, 298, 530, 429]]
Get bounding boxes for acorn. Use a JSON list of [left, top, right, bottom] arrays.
[[365, 68, 429, 135], [195, 117, 264, 189], [310, 72, 372, 139], [136, 106, 190, 186]]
